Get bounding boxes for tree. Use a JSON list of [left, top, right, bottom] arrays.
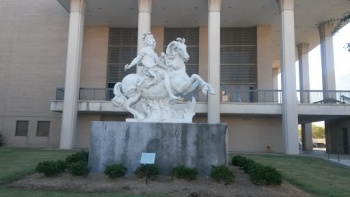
[[312, 125, 325, 139], [298, 124, 325, 139]]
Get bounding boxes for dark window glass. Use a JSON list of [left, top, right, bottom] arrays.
[[15, 121, 29, 136], [36, 121, 50, 137]]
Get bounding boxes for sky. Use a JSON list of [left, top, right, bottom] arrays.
[[279, 23, 350, 91], [308, 23, 350, 90], [283, 23, 350, 126]]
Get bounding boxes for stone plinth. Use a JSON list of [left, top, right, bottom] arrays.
[[88, 122, 227, 175]]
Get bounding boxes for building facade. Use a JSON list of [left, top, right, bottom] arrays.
[[1, 0, 350, 154]]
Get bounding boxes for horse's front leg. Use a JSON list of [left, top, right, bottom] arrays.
[[189, 74, 216, 95], [176, 76, 198, 93]]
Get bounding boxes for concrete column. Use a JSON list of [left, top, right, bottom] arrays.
[[60, 0, 86, 149], [297, 43, 313, 151], [297, 43, 310, 103], [257, 25, 273, 90], [207, 0, 221, 124], [151, 26, 164, 55], [325, 120, 332, 153], [318, 23, 336, 91], [278, 0, 299, 154], [272, 67, 280, 102], [272, 68, 279, 90], [199, 26, 209, 102], [199, 26, 209, 81], [301, 123, 313, 151], [137, 0, 152, 74]]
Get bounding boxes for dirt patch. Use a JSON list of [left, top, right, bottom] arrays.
[[8, 166, 312, 197]]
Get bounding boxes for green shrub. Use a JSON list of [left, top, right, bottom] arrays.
[[55, 160, 67, 171], [241, 159, 256, 174], [65, 150, 89, 165], [134, 164, 159, 180], [36, 160, 65, 176], [104, 163, 127, 178], [249, 164, 282, 185], [170, 165, 198, 180], [210, 165, 235, 185], [231, 155, 246, 166], [67, 161, 89, 176], [231, 155, 253, 168]]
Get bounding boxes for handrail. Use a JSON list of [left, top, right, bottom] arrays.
[[222, 89, 281, 103], [340, 95, 350, 103], [327, 144, 350, 163], [54, 88, 350, 105], [298, 90, 350, 104]]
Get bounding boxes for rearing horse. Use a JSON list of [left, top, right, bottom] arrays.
[[112, 38, 215, 120]]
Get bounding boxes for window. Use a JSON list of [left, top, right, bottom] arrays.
[[107, 28, 138, 86], [15, 121, 29, 136], [220, 27, 257, 87], [36, 121, 50, 137]]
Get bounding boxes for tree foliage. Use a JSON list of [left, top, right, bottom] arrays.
[[312, 125, 325, 138], [298, 124, 325, 139]]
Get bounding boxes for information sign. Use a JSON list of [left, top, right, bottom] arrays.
[[140, 153, 156, 164]]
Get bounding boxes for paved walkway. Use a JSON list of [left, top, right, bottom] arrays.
[[300, 148, 350, 167]]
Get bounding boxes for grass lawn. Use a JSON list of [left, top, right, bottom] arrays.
[[0, 148, 167, 197], [1, 148, 350, 197], [231, 153, 350, 197]]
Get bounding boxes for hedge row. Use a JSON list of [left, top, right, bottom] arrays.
[[107, 163, 235, 185], [231, 155, 282, 185], [36, 151, 89, 177], [36, 156, 235, 185]]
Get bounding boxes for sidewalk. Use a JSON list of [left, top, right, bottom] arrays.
[[300, 148, 350, 167]]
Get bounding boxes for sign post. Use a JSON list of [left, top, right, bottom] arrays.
[[140, 153, 156, 184]]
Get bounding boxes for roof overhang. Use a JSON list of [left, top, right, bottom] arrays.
[[57, 0, 350, 52]]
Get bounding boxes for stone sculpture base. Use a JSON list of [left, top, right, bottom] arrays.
[[88, 122, 227, 175]]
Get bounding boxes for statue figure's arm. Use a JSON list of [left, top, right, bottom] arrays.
[[125, 51, 145, 70], [156, 52, 167, 70]]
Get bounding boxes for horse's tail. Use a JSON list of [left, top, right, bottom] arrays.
[[111, 82, 126, 107]]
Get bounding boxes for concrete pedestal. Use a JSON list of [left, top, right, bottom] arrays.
[[88, 122, 227, 175]]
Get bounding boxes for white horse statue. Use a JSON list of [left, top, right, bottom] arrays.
[[112, 36, 215, 122]]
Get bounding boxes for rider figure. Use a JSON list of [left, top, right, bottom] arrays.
[[124, 32, 181, 101]]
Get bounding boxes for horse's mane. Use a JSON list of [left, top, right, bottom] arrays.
[[165, 38, 185, 60]]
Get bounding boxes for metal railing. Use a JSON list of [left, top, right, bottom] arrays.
[[55, 88, 350, 105], [79, 88, 114, 101], [298, 90, 350, 104], [327, 144, 350, 163], [55, 87, 114, 101], [222, 89, 281, 103]]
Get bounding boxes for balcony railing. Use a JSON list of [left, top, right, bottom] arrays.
[[222, 90, 281, 103], [54, 88, 350, 105], [56, 87, 114, 101], [298, 90, 350, 104]]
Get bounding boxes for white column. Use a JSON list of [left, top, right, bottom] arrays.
[[60, 0, 86, 149], [272, 68, 280, 102], [272, 68, 279, 90], [278, 0, 299, 154], [319, 23, 336, 92], [297, 43, 313, 151], [301, 123, 313, 151], [207, 0, 221, 124], [257, 25, 273, 90], [137, 0, 152, 74], [298, 43, 310, 103]]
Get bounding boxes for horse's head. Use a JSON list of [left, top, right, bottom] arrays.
[[166, 38, 190, 62]]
